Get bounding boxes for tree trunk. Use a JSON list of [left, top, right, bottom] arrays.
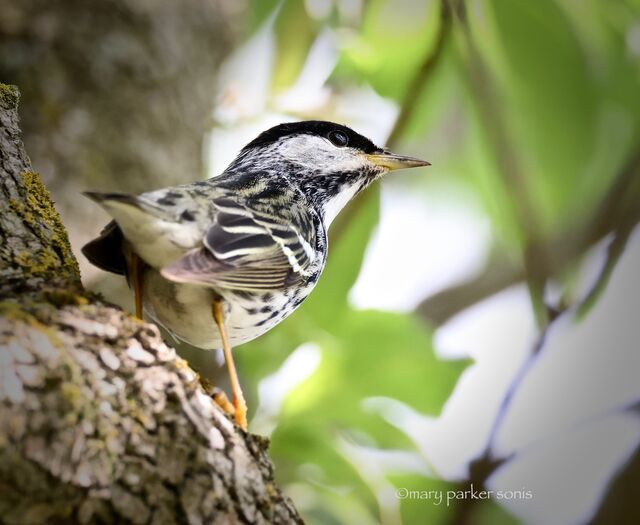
[[0, 84, 303, 524]]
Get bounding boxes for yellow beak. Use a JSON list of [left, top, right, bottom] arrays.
[[365, 151, 431, 171]]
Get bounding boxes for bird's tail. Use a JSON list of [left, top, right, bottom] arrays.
[[81, 220, 127, 275], [83, 190, 193, 269]]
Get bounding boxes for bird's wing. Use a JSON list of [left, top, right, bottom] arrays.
[[161, 196, 317, 292]]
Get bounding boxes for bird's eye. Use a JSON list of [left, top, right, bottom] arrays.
[[327, 130, 349, 147]]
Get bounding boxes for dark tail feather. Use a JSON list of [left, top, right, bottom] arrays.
[[81, 220, 127, 275]]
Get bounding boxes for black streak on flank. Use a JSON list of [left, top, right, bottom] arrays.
[[255, 311, 281, 327], [234, 290, 256, 300], [180, 210, 195, 221], [157, 191, 183, 206], [157, 196, 175, 206], [293, 296, 305, 308]]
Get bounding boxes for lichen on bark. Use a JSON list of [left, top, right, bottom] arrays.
[[7, 170, 80, 281], [0, 83, 19, 107]]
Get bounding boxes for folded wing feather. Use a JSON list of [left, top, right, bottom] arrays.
[[161, 198, 315, 292]]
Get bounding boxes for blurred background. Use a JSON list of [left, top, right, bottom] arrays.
[[3, 0, 640, 523]]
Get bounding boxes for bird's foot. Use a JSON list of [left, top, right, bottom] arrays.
[[210, 388, 248, 431], [211, 387, 235, 416]]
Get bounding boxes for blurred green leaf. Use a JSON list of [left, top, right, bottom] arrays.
[[468, 0, 640, 236], [489, 0, 599, 232], [272, 0, 318, 91], [334, 0, 441, 101], [398, 45, 460, 143]]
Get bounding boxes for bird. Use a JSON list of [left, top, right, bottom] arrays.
[[82, 120, 429, 430]]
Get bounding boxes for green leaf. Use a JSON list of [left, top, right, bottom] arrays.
[[334, 0, 441, 101], [272, 0, 318, 91], [472, 0, 640, 235], [265, 303, 468, 522]]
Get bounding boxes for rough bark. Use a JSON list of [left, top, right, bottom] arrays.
[[0, 85, 303, 524]]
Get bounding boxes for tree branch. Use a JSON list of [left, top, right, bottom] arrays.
[[0, 84, 302, 524]]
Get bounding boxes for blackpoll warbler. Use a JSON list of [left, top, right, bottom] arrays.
[[83, 120, 429, 430]]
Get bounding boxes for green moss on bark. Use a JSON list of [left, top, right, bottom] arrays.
[[0, 84, 19, 109], [8, 171, 80, 283]]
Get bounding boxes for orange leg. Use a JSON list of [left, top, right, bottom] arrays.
[[131, 253, 145, 320], [212, 299, 248, 431]]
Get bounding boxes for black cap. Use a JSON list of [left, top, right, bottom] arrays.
[[241, 120, 382, 154]]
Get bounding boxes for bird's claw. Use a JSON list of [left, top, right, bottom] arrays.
[[211, 387, 235, 416], [211, 387, 248, 431]]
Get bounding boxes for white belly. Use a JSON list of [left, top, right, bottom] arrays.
[[142, 269, 307, 349]]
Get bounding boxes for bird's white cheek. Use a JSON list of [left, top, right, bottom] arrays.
[[310, 148, 367, 173], [277, 136, 366, 172]]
